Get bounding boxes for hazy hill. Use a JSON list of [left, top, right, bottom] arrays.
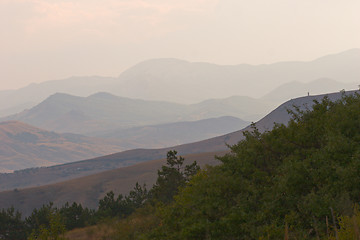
[[188, 95, 272, 121], [0, 76, 117, 117], [112, 49, 360, 103], [0, 121, 125, 172], [0, 117, 250, 173], [1, 92, 187, 134], [262, 78, 359, 104], [1, 92, 263, 134], [1, 90, 355, 193], [98, 116, 250, 147], [0, 49, 358, 116]]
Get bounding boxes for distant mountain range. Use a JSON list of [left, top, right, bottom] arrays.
[[4, 76, 358, 136], [111, 49, 360, 103], [0, 48, 359, 215], [1, 92, 258, 134], [1, 90, 355, 195], [0, 116, 249, 172], [0, 49, 359, 116]]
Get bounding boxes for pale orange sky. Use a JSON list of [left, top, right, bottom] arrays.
[[1, 0, 359, 90]]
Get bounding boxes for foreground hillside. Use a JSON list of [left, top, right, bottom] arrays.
[[140, 92, 360, 239], [75, 92, 360, 239], [0, 151, 223, 216]]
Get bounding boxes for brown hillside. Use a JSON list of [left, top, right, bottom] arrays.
[[0, 151, 224, 216], [0, 121, 125, 172]]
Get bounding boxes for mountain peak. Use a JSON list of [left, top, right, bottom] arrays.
[[313, 48, 360, 62], [119, 58, 191, 78], [47, 92, 78, 100], [87, 92, 118, 100]]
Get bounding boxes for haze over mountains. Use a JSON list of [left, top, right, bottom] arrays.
[[0, 49, 359, 174], [0, 116, 249, 173], [97, 116, 249, 147], [112, 49, 360, 103], [0, 90, 357, 215], [0, 121, 125, 172], [0, 49, 359, 217], [0, 50, 359, 173], [261, 78, 358, 104], [1, 90, 355, 191], [0, 49, 359, 117], [1, 92, 254, 135]]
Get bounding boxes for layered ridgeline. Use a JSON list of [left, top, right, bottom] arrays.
[[0, 116, 249, 173], [0, 90, 357, 215], [1, 92, 260, 135], [2, 91, 360, 240], [0, 49, 359, 117], [112, 49, 360, 103]]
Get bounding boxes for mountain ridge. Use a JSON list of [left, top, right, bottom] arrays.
[[0, 116, 249, 173], [0, 49, 358, 116], [1, 92, 265, 134], [1, 90, 356, 192], [1, 90, 358, 216], [0, 121, 125, 172]]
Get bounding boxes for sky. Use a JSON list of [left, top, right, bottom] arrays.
[[1, 0, 359, 91]]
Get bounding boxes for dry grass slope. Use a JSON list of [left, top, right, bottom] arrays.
[[0, 151, 225, 216], [0, 121, 125, 172]]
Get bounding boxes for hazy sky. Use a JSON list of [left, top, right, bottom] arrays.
[[1, 0, 359, 90]]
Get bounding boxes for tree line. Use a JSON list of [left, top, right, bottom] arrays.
[[0, 150, 200, 239]]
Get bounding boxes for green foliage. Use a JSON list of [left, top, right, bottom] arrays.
[[59, 202, 95, 230], [97, 191, 123, 218], [147, 93, 360, 239], [28, 209, 66, 240], [97, 182, 149, 219], [126, 182, 149, 210], [26, 203, 57, 237], [0, 207, 27, 240], [150, 150, 200, 203], [26, 202, 93, 239]]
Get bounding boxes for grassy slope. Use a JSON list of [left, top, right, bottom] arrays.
[[0, 151, 224, 216]]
